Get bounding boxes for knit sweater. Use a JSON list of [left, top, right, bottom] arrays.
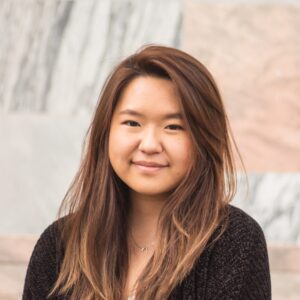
[[23, 205, 271, 299]]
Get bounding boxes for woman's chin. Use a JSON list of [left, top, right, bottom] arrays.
[[129, 186, 171, 198]]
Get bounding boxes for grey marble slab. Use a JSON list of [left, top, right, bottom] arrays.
[[0, 0, 182, 114], [233, 173, 300, 244], [0, 114, 90, 234]]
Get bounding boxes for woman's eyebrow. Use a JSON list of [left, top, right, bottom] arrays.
[[118, 109, 183, 120]]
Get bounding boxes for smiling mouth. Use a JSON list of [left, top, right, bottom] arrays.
[[131, 161, 168, 172]]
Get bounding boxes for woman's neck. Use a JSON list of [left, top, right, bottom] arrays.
[[127, 191, 168, 245]]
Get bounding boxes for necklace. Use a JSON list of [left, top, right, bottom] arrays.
[[129, 229, 156, 252]]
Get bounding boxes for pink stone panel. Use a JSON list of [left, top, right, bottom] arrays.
[[183, 1, 300, 172], [268, 244, 300, 272], [0, 235, 36, 263]]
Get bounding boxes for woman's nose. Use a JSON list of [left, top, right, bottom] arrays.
[[138, 128, 163, 154]]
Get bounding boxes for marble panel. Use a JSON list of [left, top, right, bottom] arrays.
[[183, 0, 300, 172], [268, 245, 300, 272], [0, 235, 36, 263], [271, 271, 300, 300], [0, 264, 25, 300], [0, 114, 90, 234], [0, 0, 182, 114], [233, 173, 300, 244]]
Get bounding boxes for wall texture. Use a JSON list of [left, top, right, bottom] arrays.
[[183, 0, 300, 244], [0, 0, 182, 234], [0, 0, 299, 245]]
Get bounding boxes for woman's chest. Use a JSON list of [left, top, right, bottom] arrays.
[[124, 252, 153, 299]]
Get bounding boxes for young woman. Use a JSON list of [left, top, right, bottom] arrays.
[[23, 45, 271, 299]]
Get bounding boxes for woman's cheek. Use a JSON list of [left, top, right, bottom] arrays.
[[179, 136, 195, 167]]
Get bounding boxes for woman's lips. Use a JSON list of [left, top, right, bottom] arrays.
[[132, 161, 168, 172], [133, 161, 167, 167]]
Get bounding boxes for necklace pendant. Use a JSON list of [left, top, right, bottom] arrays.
[[140, 247, 148, 252]]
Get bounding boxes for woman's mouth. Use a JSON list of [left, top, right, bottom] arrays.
[[132, 161, 168, 172]]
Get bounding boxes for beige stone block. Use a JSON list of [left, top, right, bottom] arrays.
[[0, 236, 37, 263], [183, 1, 300, 172], [271, 271, 300, 300], [0, 264, 26, 300], [268, 245, 300, 272]]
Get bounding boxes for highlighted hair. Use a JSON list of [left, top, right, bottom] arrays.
[[50, 45, 243, 299]]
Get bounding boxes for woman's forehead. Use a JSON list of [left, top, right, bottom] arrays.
[[114, 76, 183, 117]]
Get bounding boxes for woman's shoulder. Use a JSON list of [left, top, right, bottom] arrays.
[[208, 204, 267, 253], [225, 204, 266, 242], [30, 215, 69, 266], [203, 204, 267, 254], [22, 216, 67, 299], [200, 205, 271, 299], [207, 204, 269, 278], [32, 216, 67, 252]]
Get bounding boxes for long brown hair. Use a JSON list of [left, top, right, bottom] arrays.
[[50, 45, 240, 299]]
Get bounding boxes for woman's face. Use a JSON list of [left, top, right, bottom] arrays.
[[108, 76, 194, 198]]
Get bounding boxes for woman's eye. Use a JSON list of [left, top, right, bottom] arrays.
[[122, 120, 140, 127], [166, 124, 184, 130]]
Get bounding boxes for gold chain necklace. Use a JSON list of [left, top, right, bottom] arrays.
[[129, 229, 156, 252]]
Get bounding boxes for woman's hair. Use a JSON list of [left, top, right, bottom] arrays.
[[50, 45, 241, 299]]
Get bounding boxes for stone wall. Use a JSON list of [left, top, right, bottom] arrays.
[[0, 0, 299, 245], [183, 0, 300, 244], [0, 0, 182, 234]]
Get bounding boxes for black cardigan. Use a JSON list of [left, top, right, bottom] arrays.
[[23, 205, 271, 299]]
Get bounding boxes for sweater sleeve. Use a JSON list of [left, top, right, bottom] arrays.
[[205, 206, 271, 300], [22, 220, 61, 300]]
